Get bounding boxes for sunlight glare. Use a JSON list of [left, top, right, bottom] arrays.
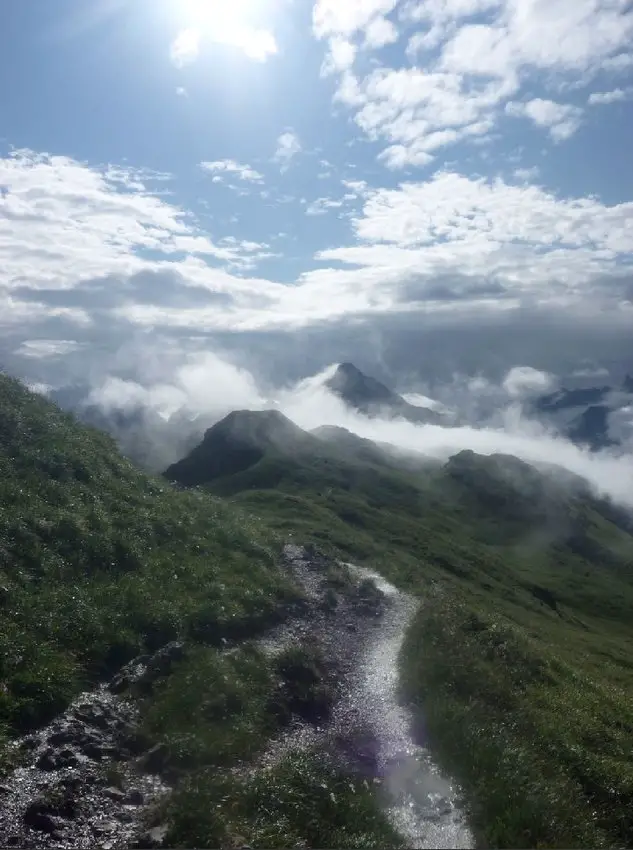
[[178, 0, 276, 61], [183, 0, 260, 36]]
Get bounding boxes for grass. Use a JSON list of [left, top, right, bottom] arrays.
[[0, 373, 297, 737], [163, 750, 405, 849], [3, 375, 633, 848], [167, 416, 633, 849], [137, 641, 396, 847]]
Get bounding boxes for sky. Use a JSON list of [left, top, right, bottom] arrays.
[[1, 0, 633, 396]]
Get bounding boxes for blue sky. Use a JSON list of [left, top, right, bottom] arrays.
[[1, 0, 633, 393]]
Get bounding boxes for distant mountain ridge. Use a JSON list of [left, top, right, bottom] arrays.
[[530, 374, 633, 451], [325, 362, 444, 425]]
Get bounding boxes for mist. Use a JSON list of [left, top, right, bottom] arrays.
[[82, 353, 633, 510]]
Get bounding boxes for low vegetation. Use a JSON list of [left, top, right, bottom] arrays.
[[2, 375, 633, 848], [0, 374, 296, 736], [172, 411, 633, 848]]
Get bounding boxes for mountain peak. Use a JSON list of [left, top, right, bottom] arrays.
[[164, 408, 316, 487], [325, 362, 442, 425]]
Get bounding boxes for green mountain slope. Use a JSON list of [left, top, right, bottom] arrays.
[[0, 376, 297, 734], [0, 375, 408, 849], [168, 410, 633, 848]]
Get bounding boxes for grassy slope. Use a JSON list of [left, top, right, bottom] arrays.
[[192, 439, 633, 849], [0, 375, 398, 848]]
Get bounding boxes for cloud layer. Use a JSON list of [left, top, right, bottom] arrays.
[[314, 0, 633, 166]]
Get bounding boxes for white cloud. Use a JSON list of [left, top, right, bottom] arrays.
[[506, 98, 583, 141], [176, 86, 188, 98], [601, 52, 633, 72], [321, 37, 357, 76], [316, 0, 633, 166], [224, 28, 277, 62], [588, 87, 632, 104], [14, 339, 86, 359], [170, 29, 200, 67], [277, 377, 633, 510], [274, 131, 302, 170], [313, 0, 399, 39], [200, 160, 264, 183], [502, 365, 554, 396], [364, 15, 399, 47], [346, 67, 515, 168], [1, 150, 632, 362], [315, 172, 633, 308], [514, 166, 540, 180], [305, 197, 345, 216]]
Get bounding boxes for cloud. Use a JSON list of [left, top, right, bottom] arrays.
[[315, 0, 633, 167], [305, 197, 345, 216], [502, 365, 554, 397], [588, 87, 632, 104], [2, 147, 633, 412], [14, 339, 86, 359], [313, 0, 399, 39], [321, 37, 357, 76], [170, 29, 200, 67], [364, 15, 399, 48], [513, 166, 540, 181], [505, 98, 583, 141], [601, 52, 633, 73], [200, 160, 264, 183], [78, 351, 633, 510], [274, 131, 302, 170], [222, 28, 277, 62]]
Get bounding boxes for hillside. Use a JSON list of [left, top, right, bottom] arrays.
[[0, 374, 301, 732], [169, 410, 633, 848], [2, 372, 633, 848], [0, 374, 414, 849]]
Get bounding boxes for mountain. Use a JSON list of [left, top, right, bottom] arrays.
[[2, 371, 633, 847], [531, 378, 633, 451], [325, 362, 444, 424], [311, 424, 434, 472], [164, 409, 321, 487]]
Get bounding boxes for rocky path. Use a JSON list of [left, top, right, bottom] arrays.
[[256, 546, 474, 850], [0, 648, 181, 849], [0, 544, 472, 849]]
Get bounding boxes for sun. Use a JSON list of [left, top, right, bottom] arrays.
[[181, 0, 261, 35], [174, 0, 276, 62]]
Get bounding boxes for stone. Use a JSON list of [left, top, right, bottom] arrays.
[[23, 802, 58, 833], [36, 746, 78, 771], [104, 786, 126, 801], [135, 824, 168, 848], [109, 674, 130, 695], [20, 735, 39, 751], [82, 741, 106, 760], [93, 820, 119, 835], [126, 788, 144, 806]]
